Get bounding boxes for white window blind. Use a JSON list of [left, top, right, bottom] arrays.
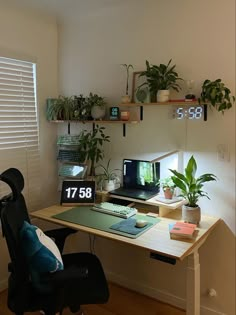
[[0, 56, 41, 211]]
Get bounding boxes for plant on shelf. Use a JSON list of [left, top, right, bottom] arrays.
[[87, 92, 107, 120], [121, 64, 134, 103], [77, 125, 110, 176], [46, 95, 76, 121], [199, 79, 235, 113], [96, 159, 121, 191], [74, 94, 89, 120], [169, 155, 217, 224], [159, 177, 176, 199], [139, 59, 183, 102]]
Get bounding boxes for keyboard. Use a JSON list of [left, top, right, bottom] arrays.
[[92, 202, 137, 219]]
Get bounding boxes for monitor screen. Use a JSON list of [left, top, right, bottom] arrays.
[[123, 159, 160, 191]]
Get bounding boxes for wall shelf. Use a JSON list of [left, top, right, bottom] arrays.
[[49, 100, 206, 136]]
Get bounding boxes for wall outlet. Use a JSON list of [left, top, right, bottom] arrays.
[[217, 144, 230, 162]]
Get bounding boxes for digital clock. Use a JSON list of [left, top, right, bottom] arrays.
[[60, 180, 95, 205], [173, 104, 207, 121]]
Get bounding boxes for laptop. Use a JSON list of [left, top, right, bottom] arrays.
[[109, 159, 160, 201]]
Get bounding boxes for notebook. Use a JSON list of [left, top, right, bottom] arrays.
[[109, 159, 160, 201]]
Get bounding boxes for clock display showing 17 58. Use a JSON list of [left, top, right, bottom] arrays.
[[172, 104, 207, 121]]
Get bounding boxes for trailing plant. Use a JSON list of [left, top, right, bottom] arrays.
[[121, 64, 134, 95], [139, 59, 183, 102], [78, 125, 110, 176], [199, 79, 235, 113], [169, 155, 217, 207]]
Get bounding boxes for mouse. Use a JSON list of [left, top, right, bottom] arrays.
[[135, 219, 148, 228]]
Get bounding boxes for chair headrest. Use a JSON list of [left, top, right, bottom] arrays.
[[0, 168, 24, 200]]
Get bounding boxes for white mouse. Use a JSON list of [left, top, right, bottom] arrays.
[[135, 219, 148, 228]]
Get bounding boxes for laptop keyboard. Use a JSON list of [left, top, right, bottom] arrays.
[[92, 202, 137, 218]]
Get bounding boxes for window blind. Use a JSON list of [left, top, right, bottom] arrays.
[[0, 56, 41, 211]]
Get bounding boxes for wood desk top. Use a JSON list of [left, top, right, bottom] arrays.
[[31, 205, 220, 261]]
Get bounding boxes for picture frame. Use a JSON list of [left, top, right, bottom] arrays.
[[131, 71, 150, 103]]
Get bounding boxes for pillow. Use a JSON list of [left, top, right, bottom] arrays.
[[20, 221, 64, 290]]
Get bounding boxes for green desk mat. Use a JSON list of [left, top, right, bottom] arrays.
[[53, 206, 160, 239]]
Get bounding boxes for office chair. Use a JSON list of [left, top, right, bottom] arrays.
[[0, 168, 109, 315]]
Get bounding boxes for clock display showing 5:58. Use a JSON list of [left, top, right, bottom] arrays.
[[173, 105, 207, 120]]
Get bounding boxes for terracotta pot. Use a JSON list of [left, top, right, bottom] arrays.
[[163, 188, 173, 199]]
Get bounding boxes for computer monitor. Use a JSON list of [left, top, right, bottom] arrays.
[[123, 159, 160, 191]]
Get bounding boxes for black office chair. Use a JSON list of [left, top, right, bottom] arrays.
[[0, 168, 109, 315]]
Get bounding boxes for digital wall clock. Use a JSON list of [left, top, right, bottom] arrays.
[[60, 180, 95, 205], [173, 104, 207, 121]]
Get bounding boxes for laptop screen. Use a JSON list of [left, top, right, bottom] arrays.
[[123, 159, 160, 191]]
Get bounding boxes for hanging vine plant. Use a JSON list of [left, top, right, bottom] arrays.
[[199, 79, 235, 113]]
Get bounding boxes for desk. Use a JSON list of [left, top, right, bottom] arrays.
[[31, 205, 220, 315]]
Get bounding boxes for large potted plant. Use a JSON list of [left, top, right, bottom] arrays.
[[199, 79, 235, 113], [139, 59, 183, 102], [96, 159, 121, 191], [78, 125, 110, 176], [169, 155, 217, 224]]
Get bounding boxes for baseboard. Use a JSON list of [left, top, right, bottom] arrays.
[[106, 270, 226, 315]]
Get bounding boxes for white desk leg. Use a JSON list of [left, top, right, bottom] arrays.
[[186, 250, 200, 315]]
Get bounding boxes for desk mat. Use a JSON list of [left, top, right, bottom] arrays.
[[53, 206, 160, 239]]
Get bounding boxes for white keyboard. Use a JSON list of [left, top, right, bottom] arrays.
[[92, 202, 137, 219]]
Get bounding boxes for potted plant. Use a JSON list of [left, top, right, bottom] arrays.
[[46, 95, 76, 120], [139, 59, 183, 102], [74, 94, 89, 120], [77, 125, 110, 176], [169, 155, 217, 225], [96, 159, 121, 191], [159, 177, 176, 199], [199, 79, 235, 113], [121, 64, 134, 103], [87, 92, 107, 120]]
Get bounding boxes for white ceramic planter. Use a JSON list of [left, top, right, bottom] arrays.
[[182, 205, 201, 225], [103, 179, 116, 191], [91, 105, 106, 120], [121, 95, 131, 103], [157, 90, 170, 102]]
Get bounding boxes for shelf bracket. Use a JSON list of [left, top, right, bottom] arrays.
[[67, 122, 71, 135], [123, 123, 126, 137], [203, 104, 207, 121], [140, 105, 143, 120]]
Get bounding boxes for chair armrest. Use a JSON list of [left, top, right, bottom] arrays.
[[44, 228, 77, 253]]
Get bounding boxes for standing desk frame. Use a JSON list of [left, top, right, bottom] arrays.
[[31, 205, 220, 315]]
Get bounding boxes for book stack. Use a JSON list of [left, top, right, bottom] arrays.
[[169, 222, 197, 239]]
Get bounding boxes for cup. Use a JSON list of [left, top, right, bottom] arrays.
[[120, 110, 130, 121]]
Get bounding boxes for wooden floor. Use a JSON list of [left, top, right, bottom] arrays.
[[0, 282, 185, 315]]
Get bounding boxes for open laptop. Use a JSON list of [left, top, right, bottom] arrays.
[[109, 159, 160, 201]]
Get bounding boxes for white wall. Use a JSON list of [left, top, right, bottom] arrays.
[[0, 4, 58, 289], [58, 1, 235, 314]]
